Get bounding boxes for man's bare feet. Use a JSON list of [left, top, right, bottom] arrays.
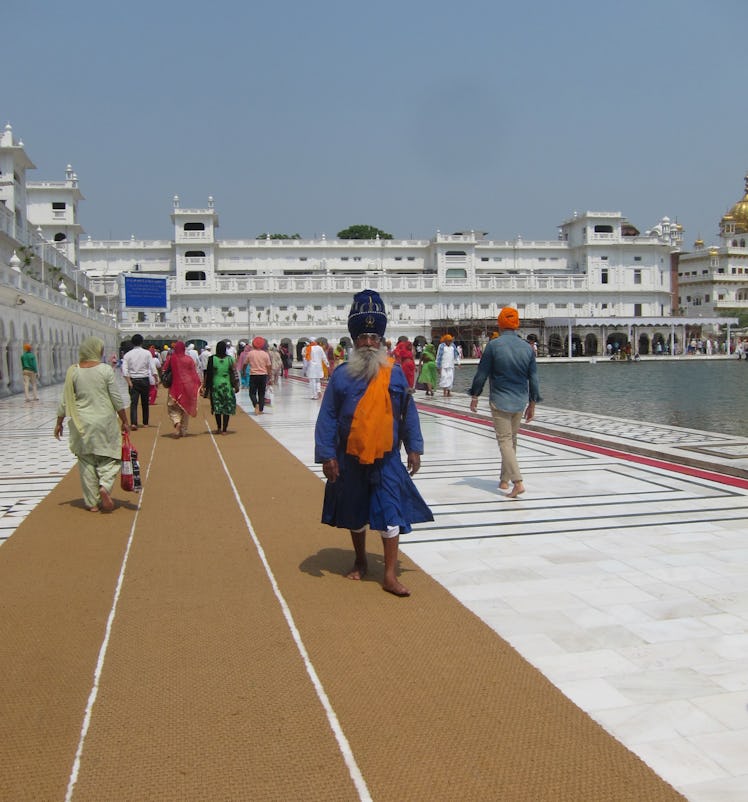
[[345, 562, 368, 581], [507, 483, 525, 499], [383, 580, 410, 597], [499, 481, 509, 491]]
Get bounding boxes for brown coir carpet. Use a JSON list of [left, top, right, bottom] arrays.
[[0, 400, 685, 801]]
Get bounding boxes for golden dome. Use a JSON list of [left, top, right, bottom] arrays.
[[720, 173, 748, 235]]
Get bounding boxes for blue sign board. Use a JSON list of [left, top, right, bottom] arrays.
[[124, 276, 168, 309]]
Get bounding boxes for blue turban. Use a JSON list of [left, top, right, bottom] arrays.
[[347, 289, 387, 339]]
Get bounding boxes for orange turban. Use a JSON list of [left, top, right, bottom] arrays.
[[497, 307, 519, 330]]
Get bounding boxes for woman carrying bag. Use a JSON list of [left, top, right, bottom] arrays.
[[54, 337, 130, 513]]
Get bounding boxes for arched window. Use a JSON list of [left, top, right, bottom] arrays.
[[185, 271, 206, 281], [185, 250, 206, 258], [445, 250, 467, 257], [53, 232, 67, 242], [184, 222, 205, 231], [594, 224, 613, 233]]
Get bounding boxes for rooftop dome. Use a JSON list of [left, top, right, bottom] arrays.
[[720, 173, 748, 235]]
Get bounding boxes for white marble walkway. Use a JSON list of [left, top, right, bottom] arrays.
[[2, 375, 748, 801]]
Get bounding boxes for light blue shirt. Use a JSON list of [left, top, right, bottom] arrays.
[[468, 332, 540, 413]]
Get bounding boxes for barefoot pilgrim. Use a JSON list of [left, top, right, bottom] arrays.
[[314, 290, 433, 597]]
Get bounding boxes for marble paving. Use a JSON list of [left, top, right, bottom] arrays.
[[3, 375, 748, 801], [241, 378, 748, 802]]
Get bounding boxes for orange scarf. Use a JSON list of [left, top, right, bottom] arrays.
[[304, 344, 313, 361], [346, 360, 394, 464]]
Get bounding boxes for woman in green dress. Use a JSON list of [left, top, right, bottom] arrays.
[[54, 337, 130, 512], [417, 342, 438, 396], [204, 339, 237, 434]]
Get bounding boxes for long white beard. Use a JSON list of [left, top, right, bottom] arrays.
[[346, 346, 388, 382]]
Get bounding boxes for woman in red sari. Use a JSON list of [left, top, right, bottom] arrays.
[[393, 338, 416, 390], [162, 341, 202, 438]]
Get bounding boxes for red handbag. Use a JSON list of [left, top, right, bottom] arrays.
[[121, 432, 135, 491]]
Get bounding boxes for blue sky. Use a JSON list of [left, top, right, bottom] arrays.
[[5, 0, 746, 244]]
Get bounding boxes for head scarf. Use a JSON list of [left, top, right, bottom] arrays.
[[347, 289, 387, 339], [252, 336, 266, 350], [236, 342, 252, 373], [498, 307, 519, 330], [62, 337, 105, 435], [167, 341, 201, 417]]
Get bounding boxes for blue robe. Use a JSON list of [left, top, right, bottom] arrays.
[[315, 362, 434, 533]]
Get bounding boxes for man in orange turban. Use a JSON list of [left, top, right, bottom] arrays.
[[468, 307, 540, 498]]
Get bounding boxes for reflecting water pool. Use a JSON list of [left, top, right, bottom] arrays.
[[453, 359, 748, 437]]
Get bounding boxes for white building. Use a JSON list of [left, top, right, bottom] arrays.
[[0, 123, 117, 396], [678, 174, 748, 318], [5, 113, 737, 380], [80, 196, 684, 356]]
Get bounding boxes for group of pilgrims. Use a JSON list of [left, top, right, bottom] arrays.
[[300, 333, 463, 399]]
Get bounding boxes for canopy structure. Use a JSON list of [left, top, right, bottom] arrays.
[[543, 317, 739, 358]]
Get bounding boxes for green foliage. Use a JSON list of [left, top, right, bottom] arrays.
[[717, 309, 748, 328], [336, 224, 393, 240], [256, 233, 301, 240]]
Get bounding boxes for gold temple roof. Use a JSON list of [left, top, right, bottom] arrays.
[[720, 173, 748, 235]]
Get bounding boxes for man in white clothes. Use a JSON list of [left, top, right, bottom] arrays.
[[305, 340, 329, 399], [121, 333, 154, 428], [198, 346, 211, 374]]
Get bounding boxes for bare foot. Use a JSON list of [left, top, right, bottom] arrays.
[[345, 562, 368, 581], [507, 483, 525, 499], [383, 580, 410, 597], [99, 486, 115, 512], [89, 506, 100, 513], [499, 481, 509, 491]]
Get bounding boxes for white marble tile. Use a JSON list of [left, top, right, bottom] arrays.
[[625, 617, 722, 644], [593, 700, 723, 744], [554, 677, 633, 711], [691, 690, 748, 730], [629, 738, 727, 786], [687, 729, 748, 776], [536, 648, 640, 682], [683, 772, 748, 802]]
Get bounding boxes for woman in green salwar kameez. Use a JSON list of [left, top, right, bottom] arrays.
[[54, 337, 130, 512], [417, 342, 438, 396]]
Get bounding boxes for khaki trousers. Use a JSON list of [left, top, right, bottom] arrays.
[[22, 370, 38, 400], [490, 404, 523, 484]]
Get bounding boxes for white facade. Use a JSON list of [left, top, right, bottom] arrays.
[[0, 123, 117, 396], [81, 197, 682, 352], [678, 174, 748, 317]]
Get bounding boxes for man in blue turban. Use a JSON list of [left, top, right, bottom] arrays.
[[314, 290, 433, 597]]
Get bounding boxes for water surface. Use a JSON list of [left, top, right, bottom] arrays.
[[454, 359, 748, 437]]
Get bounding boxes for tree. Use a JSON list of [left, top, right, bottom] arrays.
[[718, 309, 748, 329], [336, 224, 393, 240]]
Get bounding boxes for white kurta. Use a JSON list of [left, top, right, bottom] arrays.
[[437, 343, 459, 389]]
